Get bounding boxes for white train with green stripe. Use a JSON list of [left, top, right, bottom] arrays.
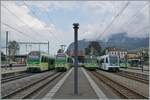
[[55, 53, 73, 71], [27, 51, 55, 72]]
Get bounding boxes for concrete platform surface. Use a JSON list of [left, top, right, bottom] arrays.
[[120, 67, 149, 75], [44, 67, 106, 99], [1, 66, 26, 74]]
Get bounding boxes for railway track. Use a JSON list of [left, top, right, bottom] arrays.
[[91, 71, 148, 99], [115, 71, 149, 84], [1, 73, 35, 83], [2, 72, 63, 99]]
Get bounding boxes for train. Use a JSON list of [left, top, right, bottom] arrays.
[[55, 53, 73, 72], [27, 51, 55, 72], [27, 51, 73, 72], [83, 56, 98, 70], [97, 54, 120, 71], [119, 58, 141, 68], [119, 59, 129, 68]]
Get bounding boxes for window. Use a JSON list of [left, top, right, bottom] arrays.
[[100, 59, 104, 63], [41, 56, 48, 62], [41, 57, 44, 62], [106, 58, 108, 63]]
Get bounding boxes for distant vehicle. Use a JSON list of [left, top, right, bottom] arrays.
[[27, 51, 55, 72], [55, 53, 73, 71], [97, 55, 120, 71], [119, 59, 129, 68], [128, 58, 140, 67], [83, 56, 98, 71]]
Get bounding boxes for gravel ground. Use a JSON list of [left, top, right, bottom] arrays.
[[87, 71, 121, 99], [33, 72, 66, 99], [1, 71, 56, 97], [96, 70, 149, 98]]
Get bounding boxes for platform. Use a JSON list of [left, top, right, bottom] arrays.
[[120, 67, 149, 75], [44, 67, 107, 99], [1, 66, 26, 75]]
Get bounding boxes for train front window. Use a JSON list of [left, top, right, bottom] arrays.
[[28, 55, 40, 61], [109, 56, 118, 66], [28, 52, 40, 61]]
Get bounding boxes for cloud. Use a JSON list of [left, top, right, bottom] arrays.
[[1, 1, 61, 54], [1, 1, 149, 54], [20, 1, 149, 40]]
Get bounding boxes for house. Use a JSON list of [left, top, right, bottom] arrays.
[[105, 47, 127, 59]]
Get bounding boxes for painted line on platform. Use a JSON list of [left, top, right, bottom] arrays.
[[81, 68, 107, 99], [44, 68, 73, 99]]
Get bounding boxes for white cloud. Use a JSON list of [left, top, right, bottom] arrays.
[[19, 1, 149, 40], [1, 1, 62, 54], [1, 1, 149, 54]]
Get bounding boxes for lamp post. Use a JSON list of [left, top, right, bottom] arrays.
[[73, 23, 79, 95]]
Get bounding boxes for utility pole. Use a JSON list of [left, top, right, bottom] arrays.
[[48, 41, 49, 54], [73, 23, 79, 95], [25, 44, 27, 54], [39, 44, 40, 52], [5, 31, 8, 69]]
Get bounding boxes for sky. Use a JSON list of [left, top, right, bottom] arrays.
[[1, 1, 149, 55]]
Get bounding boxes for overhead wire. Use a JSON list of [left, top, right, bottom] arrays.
[[1, 22, 39, 41], [96, 1, 130, 40], [23, 1, 62, 54], [118, 2, 149, 33], [1, 22, 38, 41], [23, 1, 63, 44], [1, 3, 44, 41]]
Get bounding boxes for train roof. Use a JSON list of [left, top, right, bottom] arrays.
[[97, 54, 118, 59], [28, 51, 55, 58]]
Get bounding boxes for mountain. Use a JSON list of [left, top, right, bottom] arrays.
[[67, 32, 149, 51], [106, 32, 149, 50]]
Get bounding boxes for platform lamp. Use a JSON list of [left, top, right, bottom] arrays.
[[73, 23, 79, 95]]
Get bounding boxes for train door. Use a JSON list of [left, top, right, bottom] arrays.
[[104, 57, 109, 70], [101, 58, 105, 69]]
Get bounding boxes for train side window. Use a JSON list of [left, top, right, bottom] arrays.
[[106, 58, 108, 63], [67, 58, 69, 63], [100, 59, 104, 63], [45, 57, 48, 62], [41, 56, 44, 62], [44, 57, 46, 62]]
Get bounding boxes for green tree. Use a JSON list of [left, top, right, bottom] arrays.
[[8, 41, 20, 61], [85, 41, 102, 56], [1, 51, 6, 61], [57, 49, 64, 53]]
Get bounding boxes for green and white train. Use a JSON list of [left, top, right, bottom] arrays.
[[55, 53, 73, 72], [27, 51, 55, 72], [83, 56, 98, 70], [119, 58, 141, 68]]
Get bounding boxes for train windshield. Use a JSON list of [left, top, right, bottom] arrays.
[[56, 56, 66, 60], [109, 56, 118, 66], [28, 52, 40, 61]]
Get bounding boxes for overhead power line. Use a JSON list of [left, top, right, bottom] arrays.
[[1, 3, 44, 41], [1, 22, 39, 41], [23, 1, 63, 44], [118, 3, 149, 32], [96, 1, 130, 40]]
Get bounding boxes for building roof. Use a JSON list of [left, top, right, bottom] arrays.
[[106, 47, 127, 52]]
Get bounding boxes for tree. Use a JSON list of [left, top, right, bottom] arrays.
[[85, 41, 102, 56], [1, 51, 6, 61], [57, 49, 64, 53], [8, 41, 20, 61]]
